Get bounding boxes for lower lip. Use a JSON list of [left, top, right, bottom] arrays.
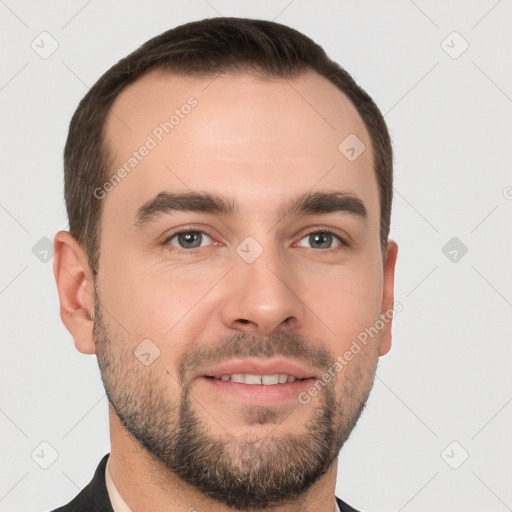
[[199, 377, 314, 405]]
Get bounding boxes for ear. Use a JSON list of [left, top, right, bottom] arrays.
[[53, 231, 96, 354], [378, 240, 398, 356]]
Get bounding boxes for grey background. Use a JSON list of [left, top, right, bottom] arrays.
[[1, 0, 511, 511]]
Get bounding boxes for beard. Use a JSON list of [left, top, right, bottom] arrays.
[[93, 293, 376, 510]]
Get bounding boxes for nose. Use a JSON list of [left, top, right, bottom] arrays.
[[218, 242, 304, 336]]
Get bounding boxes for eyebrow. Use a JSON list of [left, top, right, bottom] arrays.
[[134, 190, 367, 227]]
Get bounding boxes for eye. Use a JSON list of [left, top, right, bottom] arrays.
[[296, 230, 346, 251], [165, 230, 214, 250]]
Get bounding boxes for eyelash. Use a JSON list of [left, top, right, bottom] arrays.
[[162, 227, 349, 254], [298, 229, 349, 253]]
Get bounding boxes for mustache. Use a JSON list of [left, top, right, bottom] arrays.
[[178, 331, 334, 382]]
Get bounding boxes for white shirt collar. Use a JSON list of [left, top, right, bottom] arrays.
[[105, 457, 133, 512]]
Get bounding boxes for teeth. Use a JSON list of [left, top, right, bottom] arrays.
[[262, 374, 280, 385], [214, 373, 300, 385], [244, 374, 262, 385]]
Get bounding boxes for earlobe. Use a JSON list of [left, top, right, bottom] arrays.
[[379, 240, 398, 356], [53, 231, 97, 355]]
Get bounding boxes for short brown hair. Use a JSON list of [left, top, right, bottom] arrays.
[[64, 17, 393, 274]]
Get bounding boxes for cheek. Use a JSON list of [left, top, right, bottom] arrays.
[[97, 257, 223, 360], [298, 258, 384, 349]]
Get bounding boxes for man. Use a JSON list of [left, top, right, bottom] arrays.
[[52, 16, 398, 512]]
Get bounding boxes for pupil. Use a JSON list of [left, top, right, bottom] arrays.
[[311, 233, 331, 249], [179, 232, 201, 248]]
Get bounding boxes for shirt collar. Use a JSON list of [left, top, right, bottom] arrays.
[[105, 457, 133, 512]]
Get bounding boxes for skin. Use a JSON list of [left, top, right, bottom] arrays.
[[54, 70, 398, 512]]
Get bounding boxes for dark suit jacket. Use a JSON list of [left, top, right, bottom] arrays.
[[50, 454, 360, 512]]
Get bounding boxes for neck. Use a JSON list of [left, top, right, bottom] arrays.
[[108, 409, 340, 512]]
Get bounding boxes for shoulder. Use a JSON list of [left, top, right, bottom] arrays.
[[336, 495, 362, 512], [49, 454, 113, 512]]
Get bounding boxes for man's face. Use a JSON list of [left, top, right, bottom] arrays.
[[94, 70, 396, 508]]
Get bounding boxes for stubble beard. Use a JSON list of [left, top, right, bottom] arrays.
[[93, 296, 375, 510]]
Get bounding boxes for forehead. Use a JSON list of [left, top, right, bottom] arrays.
[[102, 69, 378, 226]]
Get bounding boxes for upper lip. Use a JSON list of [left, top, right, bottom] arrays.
[[197, 358, 320, 380]]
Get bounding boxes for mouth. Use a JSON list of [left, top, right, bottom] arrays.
[[205, 373, 303, 385], [195, 358, 319, 405]]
